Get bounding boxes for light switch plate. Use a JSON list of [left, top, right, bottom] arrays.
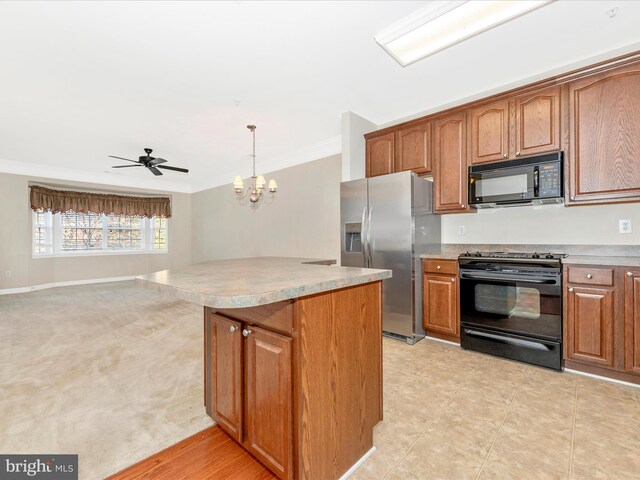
[[619, 219, 632, 234]]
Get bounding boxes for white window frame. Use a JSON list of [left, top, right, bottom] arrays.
[[32, 211, 169, 258]]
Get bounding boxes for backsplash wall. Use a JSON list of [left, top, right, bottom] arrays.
[[441, 203, 640, 245]]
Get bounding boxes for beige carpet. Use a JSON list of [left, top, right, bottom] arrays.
[[0, 281, 214, 479]]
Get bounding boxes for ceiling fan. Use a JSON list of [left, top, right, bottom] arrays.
[[109, 148, 189, 176]]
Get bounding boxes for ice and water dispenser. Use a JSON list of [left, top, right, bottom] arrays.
[[344, 223, 362, 253]]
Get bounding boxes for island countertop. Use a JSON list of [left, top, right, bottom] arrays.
[[136, 256, 392, 308]]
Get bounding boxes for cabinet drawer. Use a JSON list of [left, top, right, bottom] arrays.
[[567, 266, 614, 286], [215, 301, 293, 336], [423, 259, 458, 275]]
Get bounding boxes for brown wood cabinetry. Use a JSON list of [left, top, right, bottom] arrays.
[[469, 100, 510, 165], [395, 122, 432, 174], [422, 259, 459, 342], [625, 269, 640, 375], [366, 133, 394, 177], [433, 113, 469, 213], [205, 282, 383, 480], [565, 285, 615, 368], [568, 63, 640, 205], [514, 86, 561, 158]]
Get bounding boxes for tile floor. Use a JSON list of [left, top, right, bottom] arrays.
[[353, 338, 640, 480]]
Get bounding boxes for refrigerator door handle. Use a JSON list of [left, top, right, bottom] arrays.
[[367, 206, 373, 266], [361, 205, 368, 267]]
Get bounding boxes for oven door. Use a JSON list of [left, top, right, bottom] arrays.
[[459, 269, 562, 342], [469, 165, 536, 205]]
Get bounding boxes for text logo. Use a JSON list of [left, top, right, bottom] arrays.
[[0, 455, 78, 480]]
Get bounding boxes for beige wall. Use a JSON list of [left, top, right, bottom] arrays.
[[0, 172, 191, 289], [442, 203, 640, 245], [191, 155, 341, 264]]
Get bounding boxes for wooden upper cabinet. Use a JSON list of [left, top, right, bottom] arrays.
[[565, 286, 615, 369], [469, 100, 510, 165], [366, 133, 395, 177], [206, 314, 243, 442], [434, 112, 469, 213], [625, 269, 640, 375], [395, 122, 432, 174], [568, 63, 640, 204], [244, 325, 292, 480], [514, 85, 561, 157]]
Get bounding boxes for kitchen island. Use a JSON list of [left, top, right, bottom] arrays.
[[136, 257, 391, 480]]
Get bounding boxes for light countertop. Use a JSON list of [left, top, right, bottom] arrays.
[[136, 257, 391, 309], [420, 253, 461, 260], [563, 255, 640, 267]]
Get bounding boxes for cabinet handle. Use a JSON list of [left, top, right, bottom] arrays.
[[451, 278, 455, 283], [586, 274, 593, 279], [568, 287, 574, 293], [628, 272, 634, 277], [229, 325, 238, 333], [437, 265, 441, 270], [242, 328, 252, 337], [516, 151, 521, 156]]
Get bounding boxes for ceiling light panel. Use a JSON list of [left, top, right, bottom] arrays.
[[375, 0, 554, 67]]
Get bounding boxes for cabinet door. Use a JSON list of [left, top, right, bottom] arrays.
[[625, 269, 640, 375], [245, 326, 292, 480], [366, 133, 395, 177], [515, 86, 561, 157], [206, 314, 243, 442], [395, 122, 432, 174], [565, 286, 615, 368], [434, 112, 468, 213], [568, 64, 640, 204], [423, 274, 459, 338], [469, 100, 510, 165]]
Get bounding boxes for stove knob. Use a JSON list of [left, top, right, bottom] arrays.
[[475, 252, 482, 257], [462, 251, 471, 257], [532, 253, 540, 259], [545, 253, 554, 259]]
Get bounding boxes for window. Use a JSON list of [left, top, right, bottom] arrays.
[[33, 210, 168, 257]]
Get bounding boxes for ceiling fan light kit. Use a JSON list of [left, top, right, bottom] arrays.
[[109, 148, 189, 176], [233, 125, 277, 207]]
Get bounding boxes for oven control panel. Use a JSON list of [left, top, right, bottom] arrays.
[[538, 162, 561, 197]]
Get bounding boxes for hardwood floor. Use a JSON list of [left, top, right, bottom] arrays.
[[107, 426, 277, 480]]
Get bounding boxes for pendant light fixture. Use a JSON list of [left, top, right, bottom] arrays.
[[233, 125, 277, 206]]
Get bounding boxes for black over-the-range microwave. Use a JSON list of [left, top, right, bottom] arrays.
[[468, 152, 563, 208]]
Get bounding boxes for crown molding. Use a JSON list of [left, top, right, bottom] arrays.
[[0, 158, 192, 193]]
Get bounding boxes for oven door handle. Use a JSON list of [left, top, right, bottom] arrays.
[[464, 329, 552, 351], [459, 273, 557, 284]]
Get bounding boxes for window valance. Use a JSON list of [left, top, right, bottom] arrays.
[[29, 185, 171, 218]]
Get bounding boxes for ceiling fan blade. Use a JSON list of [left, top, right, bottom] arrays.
[[112, 164, 143, 168], [157, 165, 189, 173], [108, 155, 139, 163], [147, 166, 163, 176], [149, 157, 167, 165]]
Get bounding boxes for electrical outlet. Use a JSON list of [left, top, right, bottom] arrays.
[[4, 270, 11, 279], [619, 219, 632, 234], [458, 225, 465, 236]]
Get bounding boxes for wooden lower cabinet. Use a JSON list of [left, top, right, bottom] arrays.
[[422, 259, 460, 342], [205, 281, 383, 480], [565, 286, 615, 368], [625, 269, 640, 375]]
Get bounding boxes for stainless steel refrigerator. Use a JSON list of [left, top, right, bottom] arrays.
[[340, 171, 441, 344]]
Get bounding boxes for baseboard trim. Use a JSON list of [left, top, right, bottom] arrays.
[[422, 334, 460, 347], [564, 368, 640, 389], [339, 446, 376, 480], [0, 276, 136, 295]]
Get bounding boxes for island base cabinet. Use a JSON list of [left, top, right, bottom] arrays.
[[625, 269, 640, 375], [244, 326, 292, 480], [205, 313, 293, 480]]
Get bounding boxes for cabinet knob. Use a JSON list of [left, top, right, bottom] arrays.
[[242, 328, 252, 337], [516, 151, 521, 156], [586, 274, 593, 279], [503, 153, 508, 158], [571, 196, 576, 200], [451, 278, 455, 283], [461, 204, 465, 208], [568, 287, 574, 293], [628, 272, 634, 277], [436, 265, 441, 270], [229, 325, 238, 333]]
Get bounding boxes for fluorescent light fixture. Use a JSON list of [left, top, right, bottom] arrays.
[[375, 0, 554, 67]]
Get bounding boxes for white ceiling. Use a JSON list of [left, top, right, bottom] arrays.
[[1, 1, 639, 193]]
